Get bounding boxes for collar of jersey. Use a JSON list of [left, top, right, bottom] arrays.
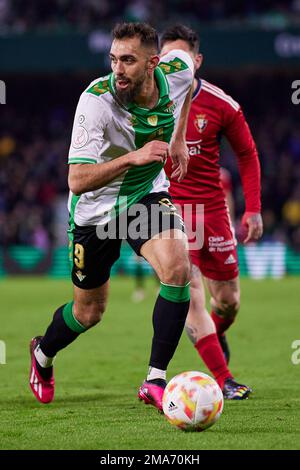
[[192, 79, 202, 101], [109, 66, 169, 113]]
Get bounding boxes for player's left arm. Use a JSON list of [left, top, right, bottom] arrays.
[[169, 84, 193, 182], [160, 49, 194, 182], [224, 107, 263, 243]]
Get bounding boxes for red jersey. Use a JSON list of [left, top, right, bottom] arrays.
[[165, 79, 261, 213], [220, 167, 233, 195]]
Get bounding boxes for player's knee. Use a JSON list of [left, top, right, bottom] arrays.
[[75, 301, 106, 328], [160, 256, 191, 285], [218, 291, 240, 317]]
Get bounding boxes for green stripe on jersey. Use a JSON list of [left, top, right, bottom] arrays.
[[67, 194, 80, 268], [68, 158, 97, 164], [114, 67, 175, 215], [115, 162, 164, 214], [87, 78, 110, 96], [158, 57, 189, 75]]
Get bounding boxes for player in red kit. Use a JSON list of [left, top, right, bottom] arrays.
[[161, 25, 263, 399]]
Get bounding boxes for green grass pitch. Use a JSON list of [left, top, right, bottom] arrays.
[[0, 276, 299, 450]]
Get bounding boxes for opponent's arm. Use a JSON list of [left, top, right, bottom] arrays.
[[225, 108, 263, 243]]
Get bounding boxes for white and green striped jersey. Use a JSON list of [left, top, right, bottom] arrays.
[[68, 49, 193, 227]]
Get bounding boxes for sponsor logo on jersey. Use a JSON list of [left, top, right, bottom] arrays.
[[164, 100, 177, 114], [194, 114, 208, 133], [188, 143, 202, 156], [187, 139, 202, 156]]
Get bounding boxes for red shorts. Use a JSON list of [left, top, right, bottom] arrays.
[[180, 203, 239, 281]]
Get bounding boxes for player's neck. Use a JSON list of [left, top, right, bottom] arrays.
[[134, 76, 159, 109], [193, 77, 199, 93]]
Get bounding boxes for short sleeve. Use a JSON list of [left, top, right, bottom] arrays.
[[160, 49, 194, 74], [68, 93, 109, 164], [159, 49, 194, 100], [159, 49, 194, 81]]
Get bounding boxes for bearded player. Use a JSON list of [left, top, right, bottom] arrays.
[[29, 22, 194, 412], [161, 25, 263, 399]]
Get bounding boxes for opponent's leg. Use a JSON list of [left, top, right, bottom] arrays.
[[207, 276, 240, 364], [138, 231, 191, 411], [186, 265, 251, 399], [185, 264, 233, 389]]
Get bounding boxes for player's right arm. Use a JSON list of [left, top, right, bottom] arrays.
[[68, 93, 168, 195], [223, 104, 263, 243], [69, 140, 168, 195]]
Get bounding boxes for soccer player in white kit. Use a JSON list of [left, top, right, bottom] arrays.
[[29, 22, 194, 412]]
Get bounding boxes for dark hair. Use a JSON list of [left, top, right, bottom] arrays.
[[112, 22, 158, 53], [160, 24, 200, 53]]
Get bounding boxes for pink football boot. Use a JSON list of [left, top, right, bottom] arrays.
[[29, 336, 55, 404], [138, 379, 166, 412]]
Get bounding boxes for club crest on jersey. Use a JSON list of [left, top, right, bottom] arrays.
[[147, 115, 158, 126], [194, 114, 208, 133]]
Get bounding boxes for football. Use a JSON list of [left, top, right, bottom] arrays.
[[162, 371, 224, 431]]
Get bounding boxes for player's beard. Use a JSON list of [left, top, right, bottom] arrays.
[[115, 74, 145, 107]]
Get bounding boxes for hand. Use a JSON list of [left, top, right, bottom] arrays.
[[242, 212, 263, 244], [169, 137, 189, 182], [129, 140, 169, 166]]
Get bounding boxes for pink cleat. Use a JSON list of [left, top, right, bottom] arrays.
[[138, 379, 166, 413], [29, 336, 55, 404]]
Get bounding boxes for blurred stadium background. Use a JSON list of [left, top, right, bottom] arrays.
[[0, 0, 300, 280]]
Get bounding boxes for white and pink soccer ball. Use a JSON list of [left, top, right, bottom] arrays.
[[162, 371, 224, 431]]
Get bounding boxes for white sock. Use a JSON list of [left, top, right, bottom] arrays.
[[34, 344, 55, 368], [147, 366, 166, 381]]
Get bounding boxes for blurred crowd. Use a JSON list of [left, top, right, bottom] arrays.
[[1, 0, 300, 32], [0, 89, 70, 248], [0, 71, 299, 250]]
